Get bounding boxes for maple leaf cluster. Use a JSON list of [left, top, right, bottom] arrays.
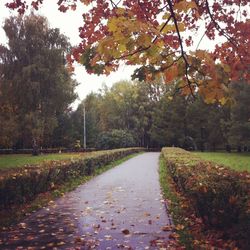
[[5, 0, 250, 103]]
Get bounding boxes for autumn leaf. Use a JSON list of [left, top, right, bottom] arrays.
[[175, 0, 198, 13], [229, 196, 238, 205], [164, 65, 178, 83], [18, 222, 27, 229], [175, 224, 185, 230], [121, 229, 130, 235], [80, 0, 91, 5], [161, 225, 172, 231], [57, 241, 65, 246]]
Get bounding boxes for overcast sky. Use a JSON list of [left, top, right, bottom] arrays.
[[0, 0, 136, 108]]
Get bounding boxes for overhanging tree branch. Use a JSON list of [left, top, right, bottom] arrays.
[[204, 0, 238, 49], [166, 0, 195, 98]]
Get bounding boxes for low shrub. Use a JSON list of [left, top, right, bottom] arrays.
[[0, 148, 143, 209], [162, 147, 250, 248]]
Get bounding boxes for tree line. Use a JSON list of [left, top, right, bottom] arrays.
[[59, 80, 250, 151]]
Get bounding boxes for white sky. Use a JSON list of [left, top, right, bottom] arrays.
[[0, 0, 233, 108], [0, 0, 135, 108]]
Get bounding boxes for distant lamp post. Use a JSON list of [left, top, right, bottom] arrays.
[[83, 103, 86, 150], [200, 126, 205, 152]]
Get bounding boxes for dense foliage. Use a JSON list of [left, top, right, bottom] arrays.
[[97, 129, 135, 149], [60, 80, 250, 151], [162, 147, 250, 249], [6, 0, 250, 103], [0, 14, 78, 149]]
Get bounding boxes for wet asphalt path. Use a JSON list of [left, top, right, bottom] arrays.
[[0, 153, 172, 249]]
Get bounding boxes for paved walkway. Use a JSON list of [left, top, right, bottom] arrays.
[[0, 153, 172, 249]]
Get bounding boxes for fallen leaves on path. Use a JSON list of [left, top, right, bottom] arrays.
[[121, 229, 130, 235], [161, 225, 173, 231]]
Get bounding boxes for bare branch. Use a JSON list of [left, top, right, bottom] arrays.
[[109, 0, 117, 8]]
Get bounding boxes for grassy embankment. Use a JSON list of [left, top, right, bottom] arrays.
[[0, 153, 86, 171]]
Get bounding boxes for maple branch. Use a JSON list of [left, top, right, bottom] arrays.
[[163, 51, 179, 59], [166, 0, 195, 98], [204, 0, 238, 49], [158, 3, 169, 13], [111, 15, 173, 62], [110, 0, 122, 8], [109, 0, 122, 9], [109, 0, 117, 8], [195, 31, 206, 51], [114, 45, 151, 61], [174, 81, 199, 96], [159, 56, 182, 72], [195, 22, 213, 50], [152, 15, 172, 44]]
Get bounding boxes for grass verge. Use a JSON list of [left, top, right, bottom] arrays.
[[159, 155, 193, 249], [0, 152, 142, 228], [0, 153, 85, 170], [194, 152, 250, 172]]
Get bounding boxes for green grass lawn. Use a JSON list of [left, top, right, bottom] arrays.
[[194, 152, 250, 172], [0, 153, 83, 171]]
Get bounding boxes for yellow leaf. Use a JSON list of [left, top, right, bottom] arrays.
[[160, 24, 175, 33], [219, 97, 227, 105], [107, 18, 118, 33], [115, 7, 126, 15], [163, 12, 171, 20], [175, 1, 198, 12], [118, 44, 127, 53], [222, 64, 231, 73], [137, 34, 152, 47], [178, 23, 185, 32], [175, 224, 185, 230]]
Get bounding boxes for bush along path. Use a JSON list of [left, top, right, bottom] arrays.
[[0, 153, 176, 249], [161, 148, 250, 250]]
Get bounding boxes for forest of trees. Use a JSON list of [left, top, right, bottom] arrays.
[[0, 14, 249, 151], [53, 80, 250, 151]]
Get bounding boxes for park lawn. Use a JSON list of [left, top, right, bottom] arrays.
[[194, 152, 250, 172], [0, 153, 83, 171]]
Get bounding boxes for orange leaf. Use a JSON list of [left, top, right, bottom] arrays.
[[165, 65, 178, 83]]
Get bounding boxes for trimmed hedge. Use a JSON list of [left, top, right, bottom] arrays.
[[0, 148, 97, 154], [0, 148, 143, 209], [162, 147, 250, 246]]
